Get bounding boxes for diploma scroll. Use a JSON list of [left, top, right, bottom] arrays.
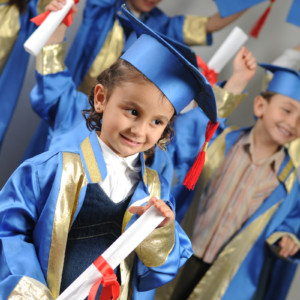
[[207, 26, 248, 73], [24, 0, 74, 56], [57, 199, 166, 300]]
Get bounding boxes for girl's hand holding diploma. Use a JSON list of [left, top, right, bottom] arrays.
[[128, 197, 175, 227], [45, 0, 78, 45]]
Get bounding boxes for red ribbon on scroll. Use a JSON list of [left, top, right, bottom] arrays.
[[88, 256, 120, 300], [30, 0, 79, 27], [196, 55, 218, 86]]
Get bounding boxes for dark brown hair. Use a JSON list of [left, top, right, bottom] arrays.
[[261, 91, 277, 102], [9, 0, 28, 13], [82, 59, 176, 156]]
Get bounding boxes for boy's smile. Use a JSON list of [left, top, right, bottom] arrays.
[[94, 81, 174, 157]]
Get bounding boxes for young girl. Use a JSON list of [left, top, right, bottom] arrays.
[[0, 7, 218, 300], [23, 0, 245, 161]]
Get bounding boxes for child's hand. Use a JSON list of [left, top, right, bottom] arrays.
[[278, 235, 299, 258], [224, 46, 257, 94], [45, 0, 78, 45], [232, 46, 257, 82], [128, 197, 175, 227]]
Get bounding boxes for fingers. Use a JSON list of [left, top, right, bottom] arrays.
[[128, 197, 174, 227], [279, 236, 299, 257], [46, 0, 66, 12], [235, 46, 247, 60], [71, 4, 78, 17], [128, 201, 151, 216], [290, 244, 300, 256], [244, 50, 257, 70]]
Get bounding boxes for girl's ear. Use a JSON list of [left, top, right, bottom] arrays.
[[94, 84, 107, 113], [253, 95, 268, 118]]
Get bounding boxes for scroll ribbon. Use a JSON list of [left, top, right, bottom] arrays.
[[30, 0, 79, 27], [88, 256, 120, 300], [196, 55, 218, 86]]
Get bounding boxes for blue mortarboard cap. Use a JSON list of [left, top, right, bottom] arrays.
[[287, 0, 300, 27], [117, 13, 198, 68], [259, 63, 300, 102], [215, 0, 300, 28], [120, 5, 217, 123], [215, 0, 264, 18]]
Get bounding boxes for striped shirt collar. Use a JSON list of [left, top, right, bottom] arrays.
[[237, 128, 285, 173]]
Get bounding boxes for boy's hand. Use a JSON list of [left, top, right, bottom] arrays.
[[45, 0, 78, 45], [128, 197, 175, 227], [224, 46, 257, 94], [278, 235, 299, 258], [233, 46, 257, 82]]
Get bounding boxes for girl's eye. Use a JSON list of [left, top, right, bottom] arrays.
[[152, 119, 162, 125], [282, 108, 290, 113], [128, 109, 138, 116]]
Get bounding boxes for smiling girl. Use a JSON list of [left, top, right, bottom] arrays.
[[0, 7, 218, 300]]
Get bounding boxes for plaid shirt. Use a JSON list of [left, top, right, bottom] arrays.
[[192, 129, 286, 263]]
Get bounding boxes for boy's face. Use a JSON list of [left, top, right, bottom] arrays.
[[94, 81, 174, 157], [126, 0, 162, 13], [254, 94, 300, 146]]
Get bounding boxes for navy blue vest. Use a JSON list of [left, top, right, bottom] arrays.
[[60, 183, 133, 294]]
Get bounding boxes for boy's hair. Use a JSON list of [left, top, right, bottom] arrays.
[[261, 91, 277, 102], [83, 59, 176, 156]]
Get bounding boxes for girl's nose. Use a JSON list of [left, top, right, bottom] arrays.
[[131, 121, 147, 137]]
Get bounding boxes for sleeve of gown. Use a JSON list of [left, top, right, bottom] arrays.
[[134, 189, 193, 291], [30, 41, 90, 135], [0, 161, 55, 300], [213, 81, 248, 133], [0, 3, 20, 76], [266, 182, 300, 263], [154, 10, 212, 46]]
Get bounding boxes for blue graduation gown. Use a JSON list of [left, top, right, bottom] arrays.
[[217, 130, 300, 300], [0, 0, 37, 149], [0, 130, 192, 300]]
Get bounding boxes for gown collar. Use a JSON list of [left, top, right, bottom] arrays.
[[79, 130, 148, 188]]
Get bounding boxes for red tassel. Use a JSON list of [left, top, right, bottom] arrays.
[[196, 55, 218, 86], [249, 0, 275, 39], [183, 120, 219, 190]]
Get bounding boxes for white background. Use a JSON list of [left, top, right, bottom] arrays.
[[0, 0, 299, 297]]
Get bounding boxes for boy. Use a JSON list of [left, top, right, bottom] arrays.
[[167, 64, 300, 300]]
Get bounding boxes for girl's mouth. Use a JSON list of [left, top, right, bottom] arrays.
[[120, 134, 142, 147]]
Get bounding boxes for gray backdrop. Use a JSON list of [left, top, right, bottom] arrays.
[[1, 0, 299, 298]]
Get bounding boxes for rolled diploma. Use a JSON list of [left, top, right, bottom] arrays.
[[24, 0, 74, 56], [207, 26, 248, 74], [57, 198, 165, 300]]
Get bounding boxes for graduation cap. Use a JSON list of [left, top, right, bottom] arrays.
[[117, 11, 199, 70], [259, 63, 300, 102], [121, 5, 219, 190], [214, 0, 300, 38]]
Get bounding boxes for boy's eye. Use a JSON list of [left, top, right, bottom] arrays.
[[128, 109, 138, 116], [152, 119, 162, 125]]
